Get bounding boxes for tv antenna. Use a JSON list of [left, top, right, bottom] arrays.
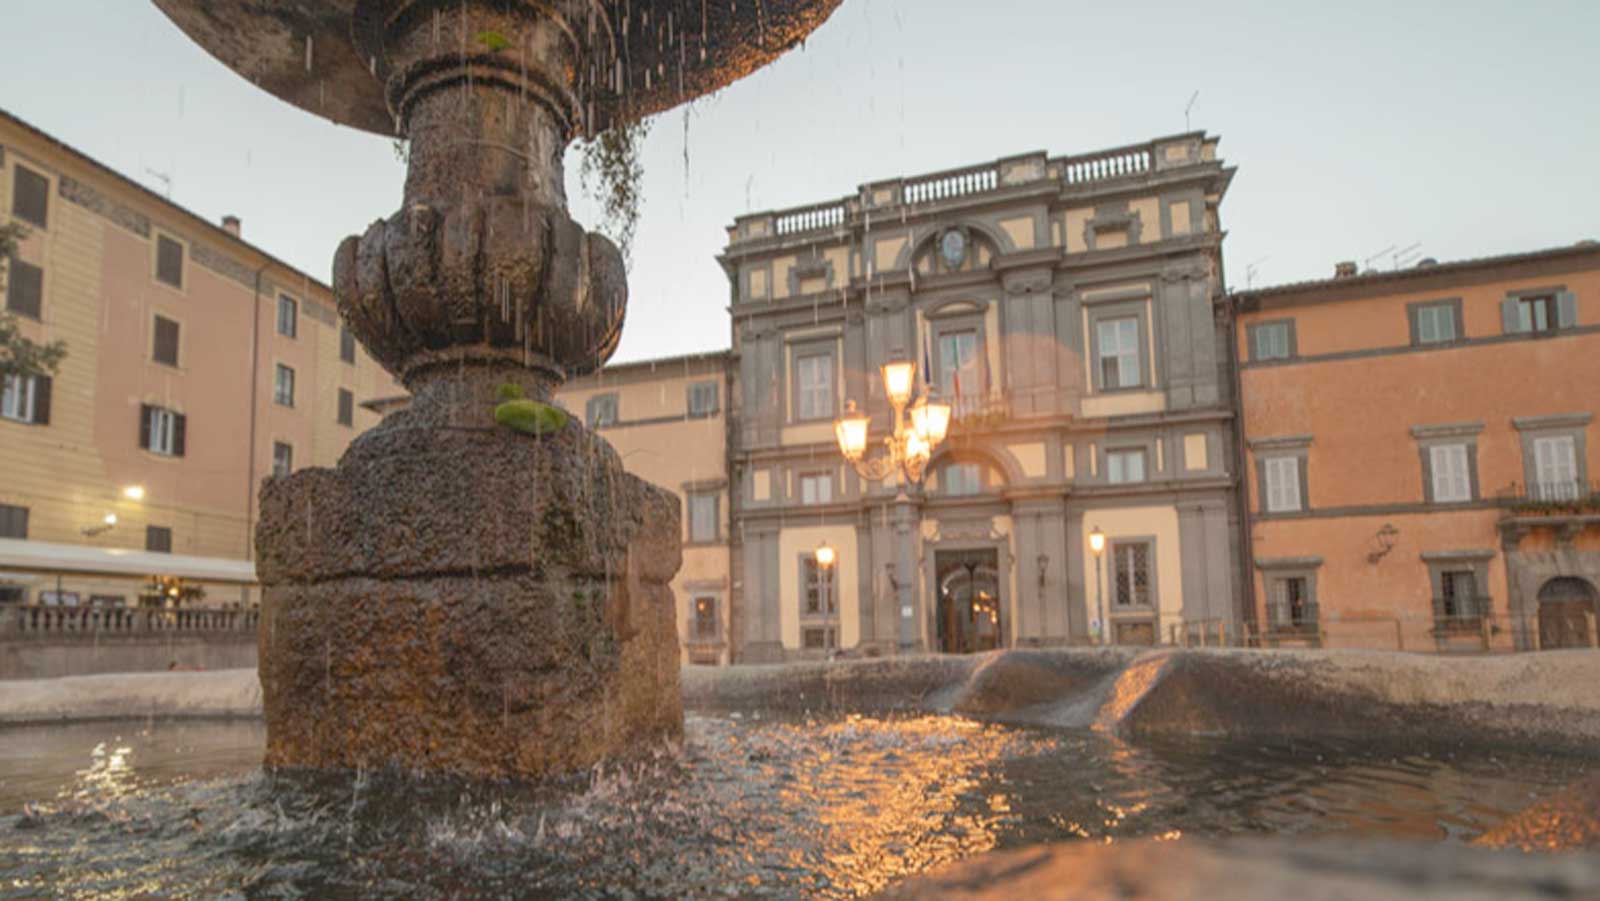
[[1362, 245, 1395, 272], [1184, 90, 1199, 131], [1244, 255, 1269, 288], [144, 166, 173, 200], [1391, 242, 1423, 269]]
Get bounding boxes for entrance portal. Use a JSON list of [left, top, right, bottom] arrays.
[[935, 549, 1002, 654], [1538, 576, 1599, 649]]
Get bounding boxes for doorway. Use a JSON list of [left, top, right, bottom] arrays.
[[935, 548, 1002, 654], [1538, 576, 1599, 649]]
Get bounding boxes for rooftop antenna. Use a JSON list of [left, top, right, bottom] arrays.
[[1244, 255, 1269, 288], [1362, 245, 1395, 272], [1391, 242, 1423, 269], [1184, 90, 1200, 131], [144, 166, 173, 200]]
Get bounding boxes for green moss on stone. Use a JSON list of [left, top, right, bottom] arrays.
[[494, 398, 569, 435]]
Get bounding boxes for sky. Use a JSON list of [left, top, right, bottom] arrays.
[[2, 1, 1596, 364]]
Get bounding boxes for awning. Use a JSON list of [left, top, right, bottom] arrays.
[[0, 539, 259, 585]]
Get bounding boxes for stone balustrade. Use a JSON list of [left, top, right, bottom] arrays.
[[1, 605, 261, 679], [5, 605, 259, 637]]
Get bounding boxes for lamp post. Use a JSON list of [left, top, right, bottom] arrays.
[[815, 542, 837, 660], [1089, 524, 1108, 646], [833, 360, 952, 654]]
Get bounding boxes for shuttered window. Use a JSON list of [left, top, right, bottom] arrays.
[[152, 315, 180, 366], [1264, 457, 1302, 513], [339, 325, 356, 364], [337, 388, 354, 426], [5, 258, 42, 319], [1533, 435, 1580, 501], [139, 404, 185, 456], [0, 503, 27, 539], [155, 235, 184, 288], [277, 294, 298, 338], [1, 374, 50, 425], [272, 441, 293, 477], [274, 364, 295, 407], [11, 165, 49, 228], [1429, 444, 1472, 503], [145, 526, 173, 553], [1096, 317, 1141, 389]]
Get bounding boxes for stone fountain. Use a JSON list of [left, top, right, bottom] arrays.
[[154, 0, 841, 778]]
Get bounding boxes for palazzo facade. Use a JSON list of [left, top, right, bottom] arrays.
[[718, 133, 1242, 660]]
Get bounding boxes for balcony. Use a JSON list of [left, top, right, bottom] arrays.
[[1499, 480, 1600, 513]]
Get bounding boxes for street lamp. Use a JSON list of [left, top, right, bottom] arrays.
[[1089, 525, 1108, 646], [833, 360, 953, 654], [815, 542, 837, 660], [122, 485, 147, 501]]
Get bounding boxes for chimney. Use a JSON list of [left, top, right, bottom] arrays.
[[221, 215, 241, 238], [1334, 261, 1357, 279]]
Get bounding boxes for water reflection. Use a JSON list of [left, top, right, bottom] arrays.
[[0, 715, 1593, 899]]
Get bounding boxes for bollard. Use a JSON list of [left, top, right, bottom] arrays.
[[1394, 618, 1404, 652], [1588, 611, 1599, 650], [1481, 615, 1492, 652]]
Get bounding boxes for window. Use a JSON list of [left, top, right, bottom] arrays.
[[1106, 448, 1148, 484], [802, 627, 837, 650], [799, 472, 832, 505], [693, 596, 719, 640], [88, 595, 127, 608], [277, 294, 298, 338], [1533, 435, 1580, 501], [689, 493, 719, 543], [1428, 444, 1473, 503], [943, 462, 981, 496], [1250, 320, 1294, 361], [1111, 541, 1151, 607], [1096, 317, 1141, 389], [340, 325, 357, 364], [1269, 576, 1317, 632], [145, 525, 172, 554], [139, 404, 185, 457], [155, 234, 184, 289], [1, 374, 50, 425], [39, 591, 80, 607], [795, 353, 833, 420], [687, 381, 719, 416], [11, 164, 49, 228], [337, 388, 354, 427], [0, 503, 27, 539], [1262, 456, 1303, 513], [936, 328, 982, 412], [1411, 300, 1460, 345], [0, 585, 27, 605], [1438, 570, 1482, 622], [152, 315, 181, 366], [272, 441, 294, 477], [586, 393, 618, 427], [274, 364, 295, 407], [5, 258, 42, 319], [802, 554, 837, 616]]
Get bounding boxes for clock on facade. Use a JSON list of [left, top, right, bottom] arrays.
[[940, 229, 968, 270]]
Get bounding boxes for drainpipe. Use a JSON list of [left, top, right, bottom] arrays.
[[244, 263, 269, 562], [1224, 291, 1259, 641]]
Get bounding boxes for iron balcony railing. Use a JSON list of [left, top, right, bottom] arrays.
[[1498, 480, 1600, 510]]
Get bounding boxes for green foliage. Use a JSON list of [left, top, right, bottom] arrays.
[[494, 398, 569, 435], [495, 382, 526, 402], [476, 30, 512, 53], [578, 120, 650, 267], [0, 222, 68, 381]]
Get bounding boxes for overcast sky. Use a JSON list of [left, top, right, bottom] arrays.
[[2, 1, 1596, 363]]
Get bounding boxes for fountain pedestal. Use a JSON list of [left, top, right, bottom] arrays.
[[255, 368, 682, 776], [154, 0, 840, 777]]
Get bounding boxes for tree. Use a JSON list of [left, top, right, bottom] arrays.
[[0, 222, 67, 380]]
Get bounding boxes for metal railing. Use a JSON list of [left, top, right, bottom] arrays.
[[5, 605, 259, 638], [1498, 480, 1600, 510]]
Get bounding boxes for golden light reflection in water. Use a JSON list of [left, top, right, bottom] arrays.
[[1092, 652, 1172, 732], [755, 714, 1053, 898]]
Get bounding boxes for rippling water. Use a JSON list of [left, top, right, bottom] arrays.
[[0, 714, 1592, 899]]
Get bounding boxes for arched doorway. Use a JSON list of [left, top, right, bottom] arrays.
[[1538, 577, 1599, 650], [935, 549, 1002, 654]]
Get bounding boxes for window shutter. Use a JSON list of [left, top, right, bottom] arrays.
[[1501, 297, 1523, 334], [1556, 291, 1578, 329], [139, 404, 152, 449], [173, 413, 187, 457], [32, 376, 50, 425]]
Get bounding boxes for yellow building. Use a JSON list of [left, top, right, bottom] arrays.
[[555, 352, 732, 665], [1, 109, 392, 610]]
